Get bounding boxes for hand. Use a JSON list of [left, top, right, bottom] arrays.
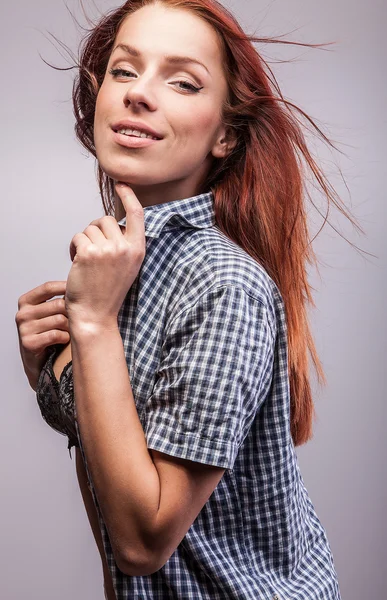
[[15, 281, 70, 391], [65, 183, 146, 328]]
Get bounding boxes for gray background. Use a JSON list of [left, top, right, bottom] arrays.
[[2, 0, 385, 598]]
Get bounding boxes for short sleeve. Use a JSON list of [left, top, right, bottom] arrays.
[[143, 285, 276, 470]]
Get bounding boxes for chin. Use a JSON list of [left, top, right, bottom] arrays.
[[97, 158, 135, 181], [97, 155, 162, 183], [98, 165, 160, 187]]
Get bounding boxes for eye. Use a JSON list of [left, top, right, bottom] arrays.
[[175, 81, 203, 93], [109, 68, 136, 79], [108, 68, 203, 94]]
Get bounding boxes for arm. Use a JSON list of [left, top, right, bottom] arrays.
[[66, 191, 275, 578], [75, 447, 117, 600], [71, 322, 225, 576], [69, 283, 274, 577]]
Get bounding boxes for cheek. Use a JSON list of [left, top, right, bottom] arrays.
[[94, 89, 106, 124], [94, 82, 114, 121], [177, 107, 220, 144], [93, 88, 111, 147]]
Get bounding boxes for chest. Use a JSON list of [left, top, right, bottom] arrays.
[[52, 341, 72, 383]]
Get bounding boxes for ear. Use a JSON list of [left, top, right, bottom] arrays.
[[211, 125, 237, 159]]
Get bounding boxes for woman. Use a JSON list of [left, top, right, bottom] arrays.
[[15, 0, 354, 598]]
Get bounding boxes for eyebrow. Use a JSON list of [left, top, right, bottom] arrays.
[[111, 43, 210, 76]]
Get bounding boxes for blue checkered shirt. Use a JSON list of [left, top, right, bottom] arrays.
[[36, 190, 342, 599]]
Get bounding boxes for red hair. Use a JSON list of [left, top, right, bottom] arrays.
[[43, 0, 366, 446]]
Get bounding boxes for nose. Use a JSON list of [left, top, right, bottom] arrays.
[[122, 76, 158, 112]]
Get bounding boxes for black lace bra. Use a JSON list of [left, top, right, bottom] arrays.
[[35, 344, 79, 457]]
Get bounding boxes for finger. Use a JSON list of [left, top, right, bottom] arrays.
[[18, 281, 67, 309], [23, 328, 70, 355], [115, 183, 145, 251], [16, 302, 70, 345], [69, 232, 92, 262], [16, 297, 68, 325], [82, 224, 108, 244], [37, 297, 68, 320], [88, 216, 124, 242], [30, 313, 70, 336]]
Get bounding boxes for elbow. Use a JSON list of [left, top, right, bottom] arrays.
[[115, 545, 167, 577], [118, 560, 162, 577], [114, 516, 173, 576]]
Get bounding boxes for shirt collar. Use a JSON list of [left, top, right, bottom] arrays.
[[116, 190, 215, 239]]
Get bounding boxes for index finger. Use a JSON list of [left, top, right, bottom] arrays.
[[18, 281, 67, 309], [117, 185, 146, 250]]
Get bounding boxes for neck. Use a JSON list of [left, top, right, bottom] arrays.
[[112, 170, 211, 216]]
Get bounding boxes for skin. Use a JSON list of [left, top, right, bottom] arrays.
[[55, 2, 239, 581], [93, 2, 236, 210], [17, 2, 239, 592], [54, 2, 237, 373]]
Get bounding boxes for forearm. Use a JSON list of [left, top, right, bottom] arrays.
[[70, 321, 161, 570]]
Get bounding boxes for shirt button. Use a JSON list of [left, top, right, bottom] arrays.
[[273, 595, 280, 600]]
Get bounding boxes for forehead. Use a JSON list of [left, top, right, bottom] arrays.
[[114, 4, 224, 74]]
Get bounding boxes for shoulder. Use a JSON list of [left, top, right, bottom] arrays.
[[167, 226, 283, 335]]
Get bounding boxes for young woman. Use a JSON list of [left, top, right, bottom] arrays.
[[15, 1, 358, 598]]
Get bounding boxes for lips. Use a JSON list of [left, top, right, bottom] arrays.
[[111, 119, 163, 140], [111, 130, 160, 148]]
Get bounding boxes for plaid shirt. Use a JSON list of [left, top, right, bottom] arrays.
[[36, 190, 341, 599]]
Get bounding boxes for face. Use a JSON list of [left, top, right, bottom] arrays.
[[93, 2, 235, 207]]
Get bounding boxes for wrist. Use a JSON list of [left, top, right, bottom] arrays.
[[68, 317, 118, 340]]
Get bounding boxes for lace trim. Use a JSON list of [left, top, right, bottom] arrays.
[[35, 344, 79, 456]]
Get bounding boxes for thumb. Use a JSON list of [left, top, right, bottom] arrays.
[[115, 182, 145, 243], [115, 182, 143, 212]]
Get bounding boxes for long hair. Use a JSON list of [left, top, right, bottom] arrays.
[[42, 0, 366, 446]]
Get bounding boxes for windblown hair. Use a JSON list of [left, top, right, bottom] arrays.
[[44, 0, 365, 446]]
